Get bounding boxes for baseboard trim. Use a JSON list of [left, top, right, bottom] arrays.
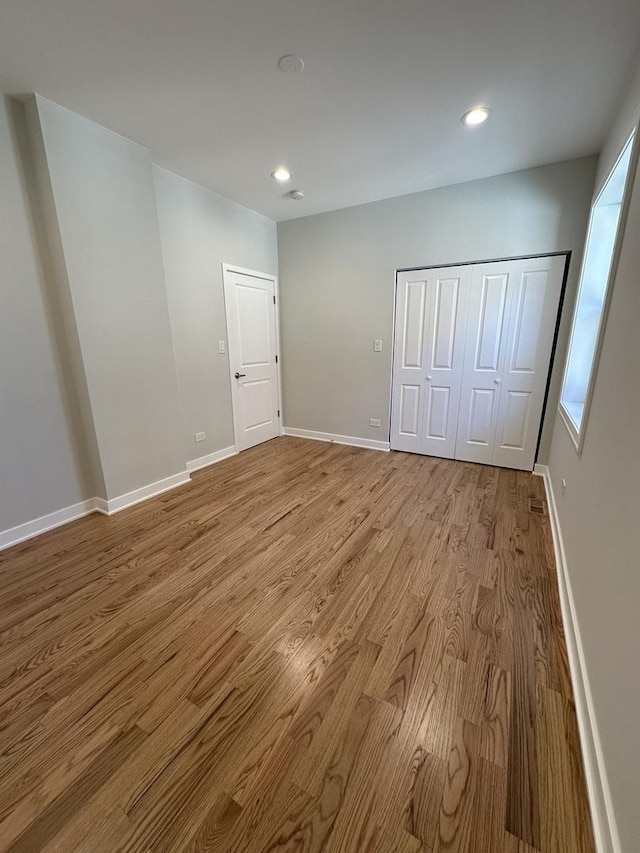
[[0, 469, 193, 550], [186, 445, 238, 473], [283, 427, 390, 452], [0, 498, 98, 551], [536, 464, 620, 853], [104, 471, 191, 515]]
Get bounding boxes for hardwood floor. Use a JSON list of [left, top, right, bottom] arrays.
[[0, 436, 595, 852]]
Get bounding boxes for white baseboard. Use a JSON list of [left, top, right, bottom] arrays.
[[103, 471, 191, 515], [536, 464, 620, 853], [0, 498, 98, 551], [283, 427, 390, 452], [186, 445, 238, 473], [0, 469, 192, 551], [92, 497, 109, 516]]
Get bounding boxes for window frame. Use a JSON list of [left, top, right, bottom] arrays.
[[559, 126, 639, 453]]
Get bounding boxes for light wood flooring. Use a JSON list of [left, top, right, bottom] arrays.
[[0, 436, 595, 852]]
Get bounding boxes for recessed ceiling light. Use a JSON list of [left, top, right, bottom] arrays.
[[271, 167, 292, 182], [461, 107, 491, 126], [278, 55, 304, 74]]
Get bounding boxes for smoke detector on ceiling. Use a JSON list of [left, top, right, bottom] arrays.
[[278, 55, 304, 74], [288, 189, 305, 200]]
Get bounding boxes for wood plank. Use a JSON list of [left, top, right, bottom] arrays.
[[434, 717, 480, 852], [505, 566, 541, 848]]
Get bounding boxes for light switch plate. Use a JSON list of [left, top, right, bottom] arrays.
[[374, 339, 383, 352], [218, 341, 226, 353]]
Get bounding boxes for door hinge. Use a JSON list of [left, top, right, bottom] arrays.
[[277, 409, 280, 417], [275, 354, 278, 363], [273, 295, 276, 305]]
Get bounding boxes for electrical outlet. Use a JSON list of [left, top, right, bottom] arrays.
[[374, 339, 383, 352], [369, 418, 381, 428], [195, 432, 206, 442], [218, 341, 225, 354], [561, 478, 567, 496]]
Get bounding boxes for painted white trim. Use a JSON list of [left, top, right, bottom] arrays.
[[92, 497, 109, 516], [283, 427, 390, 452], [221, 263, 276, 282], [186, 445, 238, 473], [103, 471, 191, 515], [558, 126, 639, 457], [0, 470, 192, 549], [0, 498, 98, 551], [536, 464, 621, 853], [558, 401, 581, 453]]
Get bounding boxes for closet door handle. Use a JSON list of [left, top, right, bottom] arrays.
[[494, 378, 501, 385], [234, 372, 246, 379]]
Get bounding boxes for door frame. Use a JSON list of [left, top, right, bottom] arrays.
[[389, 251, 571, 466], [222, 263, 284, 448]]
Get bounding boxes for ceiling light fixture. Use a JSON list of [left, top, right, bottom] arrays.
[[271, 167, 292, 182], [278, 55, 305, 74], [461, 106, 491, 126]]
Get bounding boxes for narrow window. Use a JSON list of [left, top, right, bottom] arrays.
[[559, 131, 636, 450]]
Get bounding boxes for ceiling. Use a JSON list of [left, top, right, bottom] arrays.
[[1, 0, 639, 221]]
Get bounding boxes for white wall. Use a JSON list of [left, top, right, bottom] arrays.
[[29, 96, 186, 501], [154, 167, 278, 463], [0, 96, 88, 532], [277, 156, 597, 460], [546, 63, 640, 853], [1, 93, 280, 541]]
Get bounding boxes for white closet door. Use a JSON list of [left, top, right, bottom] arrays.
[[492, 256, 565, 469], [456, 256, 564, 470], [456, 264, 512, 465], [391, 256, 564, 471], [391, 267, 470, 456]]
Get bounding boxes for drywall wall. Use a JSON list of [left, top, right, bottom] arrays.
[[0, 96, 88, 533], [1, 92, 279, 542], [547, 64, 640, 852], [154, 167, 278, 463], [277, 156, 597, 460], [20, 96, 106, 503], [30, 95, 186, 501]]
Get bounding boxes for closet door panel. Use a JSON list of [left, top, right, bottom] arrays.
[[390, 275, 428, 453], [391, 268, 469, 457], [493, 257, 565, 469], [455, 267, 513, 465], [421, 270, 470, 458]]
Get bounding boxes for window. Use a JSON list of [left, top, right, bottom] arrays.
[[559, 131, 637, 450]]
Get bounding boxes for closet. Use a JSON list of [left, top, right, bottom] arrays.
[[390, 255, 565, 470]]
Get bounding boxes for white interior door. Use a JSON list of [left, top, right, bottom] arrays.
[[391, 256, 565, 471], [391, 267, 471, 457], [223, 267, 281, 452]]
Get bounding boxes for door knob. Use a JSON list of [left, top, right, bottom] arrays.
[[494, 378, 501, 384], [426, 375, 432, 381], [234, 372, 246, 379]]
